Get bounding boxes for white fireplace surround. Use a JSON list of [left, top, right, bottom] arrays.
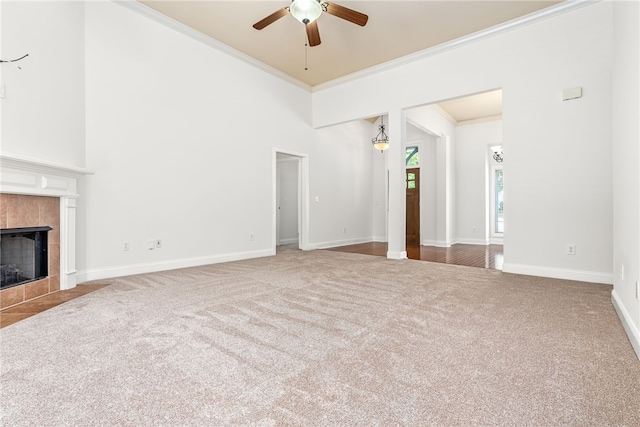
[[0, 153, 92, 290]]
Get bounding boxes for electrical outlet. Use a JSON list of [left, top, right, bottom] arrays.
[[147, 240, 155, 250], [636, 281, 639, 300], [621, 264, 625, 281], [155, 239, 162, 249], [343, 227, 347, 234], [123, 242, 129, 251], [566, 244, 576, 255], [249, 234, 254, 241]]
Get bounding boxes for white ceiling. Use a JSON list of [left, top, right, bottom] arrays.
[[436, 89, 503, 123], [136, 1, 558, 122]]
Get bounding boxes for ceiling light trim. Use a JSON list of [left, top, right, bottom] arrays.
[[312, 0, 600, 92], [113, 0, 312, 92]]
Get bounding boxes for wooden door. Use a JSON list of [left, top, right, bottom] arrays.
[[406, 168, 420, 245]]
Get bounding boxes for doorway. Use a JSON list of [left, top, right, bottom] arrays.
[[273, 149, 309, 253], [406, 168, 420, 245], [276, 154, 299, 247]]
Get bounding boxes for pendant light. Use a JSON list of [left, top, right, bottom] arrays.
[[372, 116, 390, 153]]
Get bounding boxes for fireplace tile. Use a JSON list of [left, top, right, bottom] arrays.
[[49, 242, 60, 276], [2, 194, 61, 302], [49, 275, 60, 292], [0, 194, 9, 228], [49, 226, 60, 245], [25, 278, 50, 301], [1, 285, 25, 309], [8, 196, 40, 228], [39, 197, 60, 228]]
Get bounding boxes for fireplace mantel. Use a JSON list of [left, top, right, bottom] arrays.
[[1, 153, 93, 290]]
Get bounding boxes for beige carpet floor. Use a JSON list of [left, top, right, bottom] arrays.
[[1, 249, 639, 426]]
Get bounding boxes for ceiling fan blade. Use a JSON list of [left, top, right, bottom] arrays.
[[306, 21, 321, 47], [323, 2, 368, 26], [253, 7, 289, 30]]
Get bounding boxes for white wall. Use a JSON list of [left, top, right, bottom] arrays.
[[455, 120, 503, 244], [81, 1, 372, 279], [1, 1, 85, 167], [309, 119, 373, 248], [277, 158, 299, 245], [313, 2, 614, 283], [419, 133, 437, 245], [611, 0, 640, 359]]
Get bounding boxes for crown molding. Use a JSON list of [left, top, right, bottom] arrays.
[[457, 114, 503, 127], [312, 0, 600, 92], [112, 0, 312, 92], [113, 0, 598, 94]]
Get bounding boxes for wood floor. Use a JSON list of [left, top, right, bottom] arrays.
[[0, 283, 109, 329], [326, 242, 504, 270]]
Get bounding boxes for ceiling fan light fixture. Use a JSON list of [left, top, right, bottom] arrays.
[[290, 0, 322, 24]]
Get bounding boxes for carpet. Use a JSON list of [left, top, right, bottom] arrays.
[[1, 250, 639, 426]]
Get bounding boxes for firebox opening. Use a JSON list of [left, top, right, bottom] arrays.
[[1, 226, 52, 290]]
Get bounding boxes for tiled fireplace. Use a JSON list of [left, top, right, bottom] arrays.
[[0, 195, 60, 309], [0, 154, 90, 310]]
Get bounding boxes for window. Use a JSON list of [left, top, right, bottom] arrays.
[[406, 147, 419, 167], [407, 172, 416, 189], [493, 167, 504, 234]]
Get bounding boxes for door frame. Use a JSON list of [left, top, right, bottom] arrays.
[[272, 148, 310, 252], [406, 118, 452, 248]]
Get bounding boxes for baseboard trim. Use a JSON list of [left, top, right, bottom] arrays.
[[77, 248, 275, 283], [372, 236, 387, 243], [611, 290, 640, 361], [278, 238, 298, 245], [454, 238, 491, 246], [387, 250, 408, 260], [309, 237, 372, 250], [502, 262, 613, 284]]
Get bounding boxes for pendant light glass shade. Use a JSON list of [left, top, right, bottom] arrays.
[[373, 141, 389, 152], [290, 0, 322, 24]]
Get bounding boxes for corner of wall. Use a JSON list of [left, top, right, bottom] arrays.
[[612, 289, 640, 360]]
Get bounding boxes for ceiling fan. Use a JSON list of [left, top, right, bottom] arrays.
[[252, 0, 368, 47]]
